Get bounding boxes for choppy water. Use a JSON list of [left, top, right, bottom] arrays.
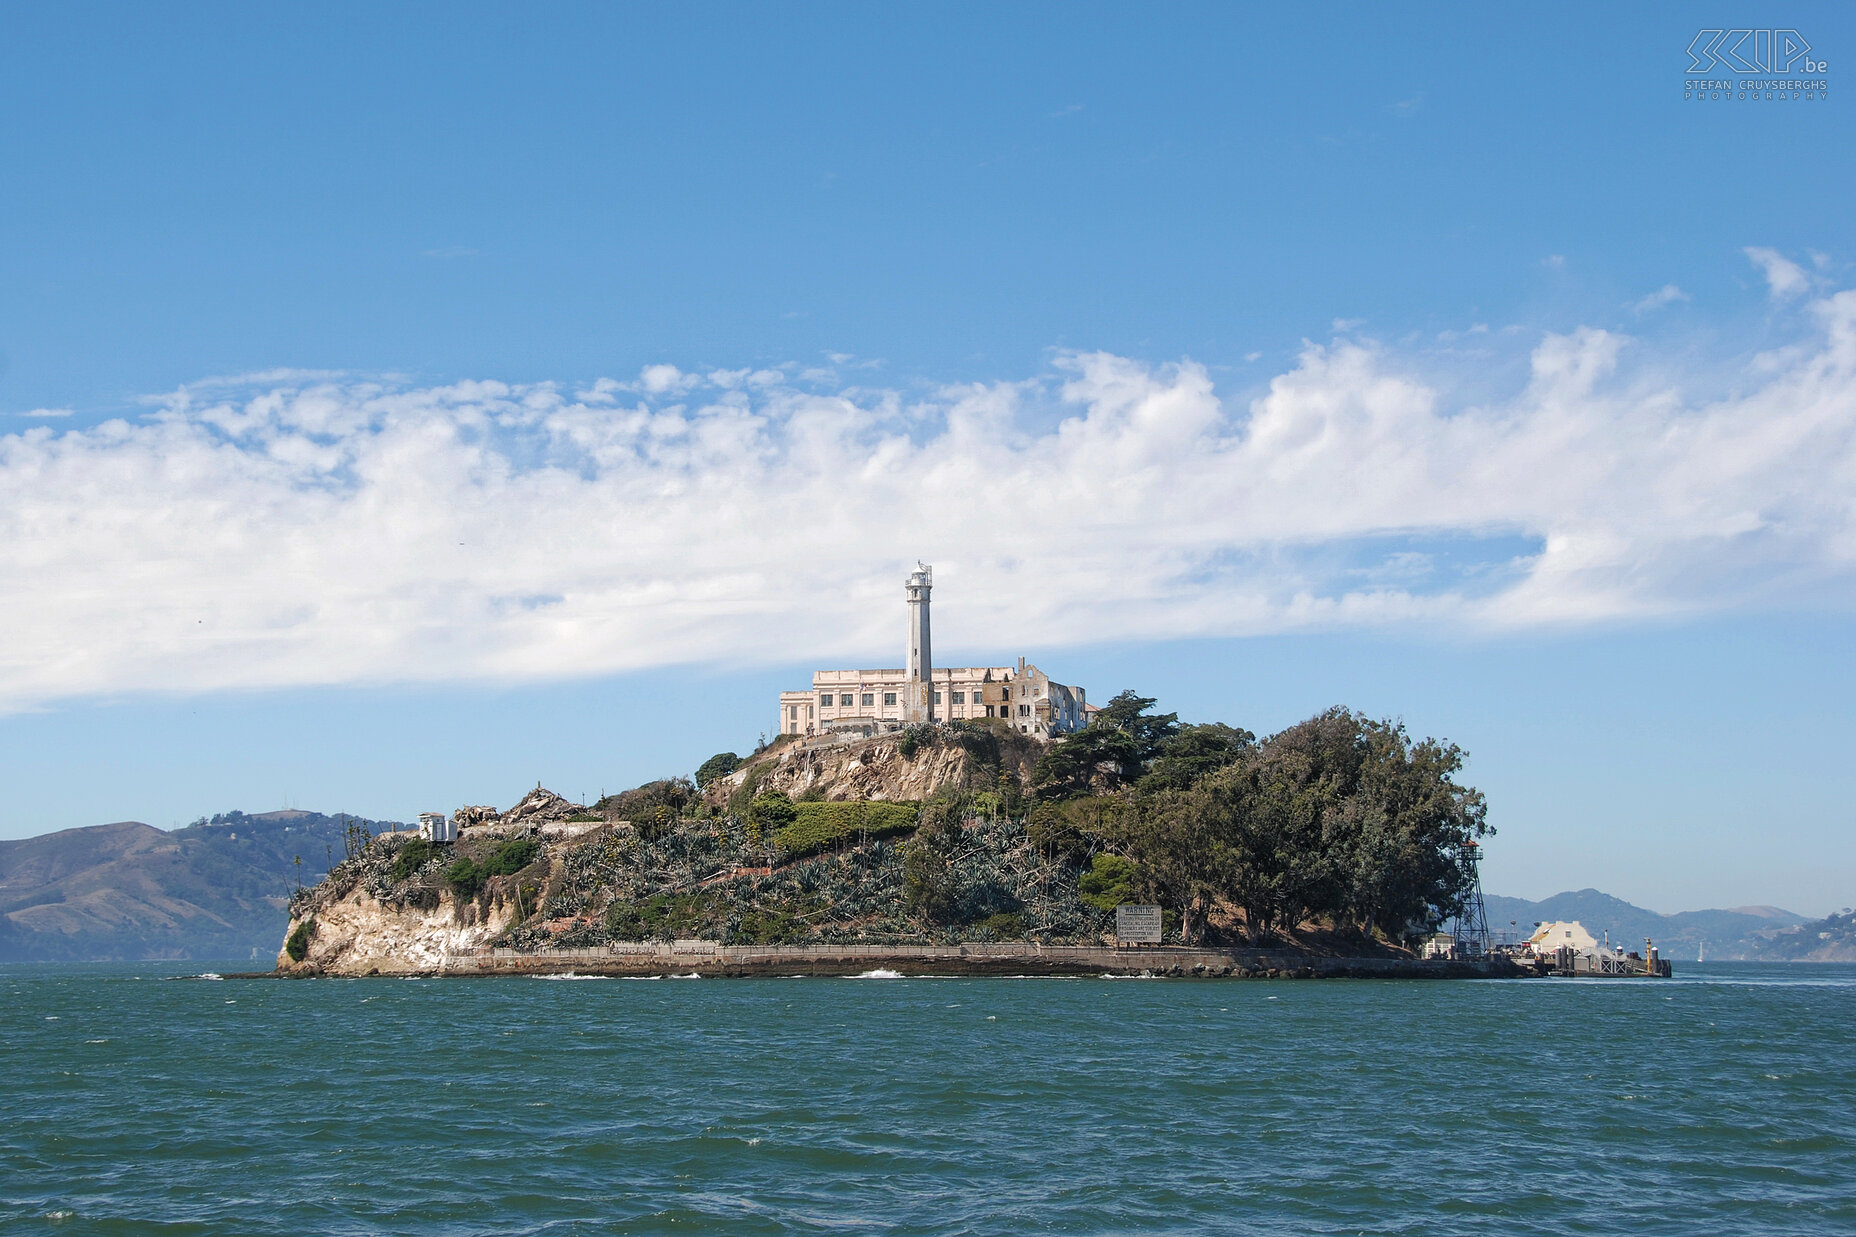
[[3, 962, 1853, 1235]]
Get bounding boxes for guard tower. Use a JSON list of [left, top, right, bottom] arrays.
[[902, 562, 934, 724], [1450, 839, 1491, 957]]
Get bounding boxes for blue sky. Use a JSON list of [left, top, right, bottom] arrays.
[[3, 4, 1853, 915]]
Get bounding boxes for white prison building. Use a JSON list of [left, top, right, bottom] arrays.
[[776, 564, 1090, 741]]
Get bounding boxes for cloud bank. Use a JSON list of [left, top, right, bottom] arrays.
[[5, 288, 1855, 712]]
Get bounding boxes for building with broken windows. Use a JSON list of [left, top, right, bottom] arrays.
[[776, 564, 1090, 741]]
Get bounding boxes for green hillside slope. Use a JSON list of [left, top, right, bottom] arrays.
[[0, 810, 399, 962]]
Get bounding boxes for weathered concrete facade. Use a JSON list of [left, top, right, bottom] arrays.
[[777, 565, 1088, 740]]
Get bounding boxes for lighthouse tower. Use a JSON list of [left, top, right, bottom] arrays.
[[903, 563, 934, 724]]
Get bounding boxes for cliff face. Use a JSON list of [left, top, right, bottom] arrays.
[[277, 788, 589, 974], [279, 884, 520, 974], [279, 729, 1062, 976], [705, 728, 1042, 809]]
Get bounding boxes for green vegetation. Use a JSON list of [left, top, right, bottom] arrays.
[[388, 837, 436, 883], [977, 911, 1026, 939], [1078, 853, 1137, 911], [605, 891, 720, 940], [597, 779, 696, 840], [774, 799, 919, 859], [1052, 701, 1490, 943], [695, 752, 742, 789], [444, 836, 542, 899], [491, 693, 1487, 953], [284, 918, 313, 962], [747, 790, 797, 844], [445, 858, 486, 897]]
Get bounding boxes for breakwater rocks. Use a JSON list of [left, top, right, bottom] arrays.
[[271, 940, 1528, 980]]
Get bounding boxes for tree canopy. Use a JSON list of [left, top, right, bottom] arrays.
[[1021, 698, 1487, 945]]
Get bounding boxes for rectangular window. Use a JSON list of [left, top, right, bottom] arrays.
[[951, 692, 965, 704], [789, 705, 798, 719], [884, 692, 896, 706], [1019, 704, 1030, 716], [820, 695, 832, 708], [840, 694, 853, 706], [932, 691, 941, 704], [861, 693, 874, 707], [985, 705, 995, 717]]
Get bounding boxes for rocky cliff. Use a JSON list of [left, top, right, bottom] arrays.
[[704, 724, 1042, 809], [277, 728, 1080, 976]]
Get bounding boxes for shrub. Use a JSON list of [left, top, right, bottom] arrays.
[[446, 858, 485, 897], [599, 778, 696, 822], [978, 911, 1026, 939], [727, 764, 770, 821], [388, 838, 435, 884], [748, 791, 798, 844], [730, 908, 806, 945], [695, 752, 742, 789], [1079, 853, 1137, 911], [605, 892, 718, 941], [483, 837, 541, 877], [284, 919, 314, 962], [774, 800, 919, 860]]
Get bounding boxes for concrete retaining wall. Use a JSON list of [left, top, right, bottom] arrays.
[[349, 941, 1524, 980]]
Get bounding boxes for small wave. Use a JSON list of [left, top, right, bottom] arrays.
[[668, 972, 703, 979], [164, 973, 223, 982], [851, 968, 904, 979], [530, 972, 614, 981]]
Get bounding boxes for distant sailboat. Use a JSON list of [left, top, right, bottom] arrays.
[[1697, 940, 1707, 962]]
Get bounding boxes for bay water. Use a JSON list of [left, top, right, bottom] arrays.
[[4, 962, 1852, 1235]]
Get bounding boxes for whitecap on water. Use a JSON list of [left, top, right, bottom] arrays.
[[531, 972, 614, 981], [851, 969, 904, 979]]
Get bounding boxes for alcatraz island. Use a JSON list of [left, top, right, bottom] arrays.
[[275, 565, 1521, 980]]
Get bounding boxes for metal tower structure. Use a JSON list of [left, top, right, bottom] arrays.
[[1451, 839, 1491, 957]]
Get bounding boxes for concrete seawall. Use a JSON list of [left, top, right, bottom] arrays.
[[278, 940, 1527, 979]]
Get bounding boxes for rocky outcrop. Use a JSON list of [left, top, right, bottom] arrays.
[[454, 788, 590, 840], [500, 787, 586, 827], [278, 791, 566, 975], [278, 884, 519, 974], [707, 728, 1042, 808]]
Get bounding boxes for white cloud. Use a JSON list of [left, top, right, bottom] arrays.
[[1632, 284, 1689, 315], [1745, 246, 1811, 299], [12, 408, 74, 418], [4, 291, 1856, 712]]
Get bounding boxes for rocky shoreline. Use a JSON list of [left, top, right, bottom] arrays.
[[254, 940, 1530, 980]]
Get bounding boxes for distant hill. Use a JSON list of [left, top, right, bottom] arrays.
[[0, 810, 401, 962], [1746, 908, 1856, 962], [1483, 888, 1808, 961]]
